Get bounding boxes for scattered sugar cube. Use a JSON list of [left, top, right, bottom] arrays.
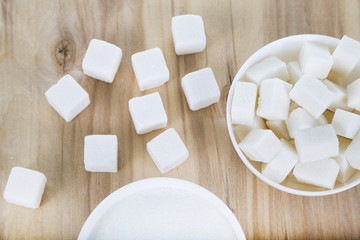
[[3, 167, 47, 209], [239, 129, 281, 163], [317, 114, 328, 125], [84, 135, 118, 172], [266, 120, 290, 140], [289, 75, 335, 119], [256, 78, 292, 120], [129, 92, 167, 134], [262, 139, 299, 183], [131, 48, 169, 91], [286, 108, 321, 138], [322, 79, 351, 112], [293, 158, 340, 189], [245, 56, 289, 85], [82, 39, 122, 83], [331, 35, 360, 78], [233, 116, 266, 141], [294, 124, 339, 162], [345, 131, 360, 170], [335, 137, 356, 183], [347, 78, 360, 111], [346, 60, 360, 85], [331, 109, 360, 139], [181, 68, 220, 111], [171, 14, 206, 55], [147, 128, 189, 173], [45, 74, 90, 122], [231, 81, 257, 125], [298, 41, 333, 79], [287, 61, 303, 84]]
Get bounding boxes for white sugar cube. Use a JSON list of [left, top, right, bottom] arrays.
[[147, 128, 189, 173], [245, 56, 289, 85], [262, 139, 299, 183], [181, 68, 220, 111], [298, 41, 333, 79], [256, 78, 292, 120], [293, 158, 340, 189], [239, 129, 281, 163], [346, 60, 360, 85], [231, 81, 257, 125], [129, 92, 167, 134], [84, 135, 118, 172], [82, 39, 122, 83], [171, 14, 206, 55], [3, 167, 47, 209], [294, 124, 339, 162], [266, 120, 290, 140], [331, 109, 360, 139], [45, 75, 90, 122], [335, 137, 356, 183], [286, 108, 325, 138], [131, 48, 169, 91], [332, 35, 360, 78], [347, 78, 360, 111], [345, 131, 360, 170], [322, 79, 351, 112], [289, 75, 335, 119], [287, 61, 303, 84], [233, 116, 266, 141]]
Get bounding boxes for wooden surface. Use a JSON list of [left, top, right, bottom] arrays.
[[0, 0, 360, 239]]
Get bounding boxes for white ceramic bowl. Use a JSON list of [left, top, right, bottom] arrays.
[[78, 178, 246, 239], [226, 34, 360, 196]]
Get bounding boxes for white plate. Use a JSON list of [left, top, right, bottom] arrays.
[[78, 178, 246, 239], [226, 34, 360, 196]]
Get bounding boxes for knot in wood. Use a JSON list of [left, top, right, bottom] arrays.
[[55, 39, 73, 72]]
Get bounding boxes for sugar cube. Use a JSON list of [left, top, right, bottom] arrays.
[[298, 41, 333, 79], [239, 129, 281, 163], [181, 68, 220, 111], [131, 48, 169, 91], [262, 139, 299, 183], [335, 137, 356, 183], [294, 124, 339, 162], [289, 75, 335, 119], [147, 128, 189, 173], [84, 135, 118, 172], [287, 61, 303, 84], [346, 60, 360, 85], [3, 167, 47, 209], [331, 35, 360, 78], [286, 108, 325, 138], [129, 92, 167, 134], [266, 120, 290, 140], [45, 74, 90, 122], [345, 131, 360, 170], [231, 81, 257, 125], [256, 78, 292, 120], [347, 78, 360, 111], [245, 56, 289, 85], [293, 158, 340, 189], [171, 14, 206, 55], [322, 79, 351, 112], [331, 109, 360, 139], [233, 116, 266, 141], [82, 39, 122, 83]]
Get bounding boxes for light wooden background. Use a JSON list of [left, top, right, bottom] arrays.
[[0, 0, 360, 239]]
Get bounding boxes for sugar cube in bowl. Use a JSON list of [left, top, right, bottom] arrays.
[[226, 34, 360, 196]]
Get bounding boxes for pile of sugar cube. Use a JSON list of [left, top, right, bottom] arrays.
[[232, 35, 360, 189], [4, 14, 221, 208]]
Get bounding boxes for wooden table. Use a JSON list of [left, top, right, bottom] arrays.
[[1, 0, 359, 239]]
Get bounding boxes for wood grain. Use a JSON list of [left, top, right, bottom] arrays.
[[0, 0, 360, 239]]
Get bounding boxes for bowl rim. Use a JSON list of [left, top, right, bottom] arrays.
[[78, 177, 246, 239], [226, 34, 360, 196]]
